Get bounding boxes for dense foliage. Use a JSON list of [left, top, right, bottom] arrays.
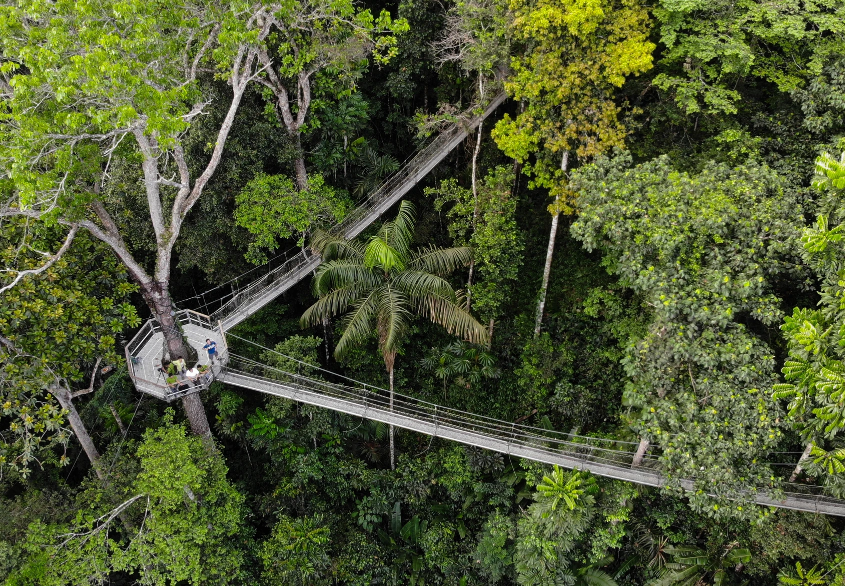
[[2, 0, 845, 584]]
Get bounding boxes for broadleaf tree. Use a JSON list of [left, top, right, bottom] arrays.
[[571, 151, 804, 516], [0, 0, 271, 435], [491, 0, 655, 336]]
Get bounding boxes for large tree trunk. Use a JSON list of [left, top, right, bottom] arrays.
[[533, 151, 568, 338], [631, 438, 650, 467], [54, 387, 103, 479], [789, 442, 814, 482], [142, 283, 211, 438], [389, 363, 395, 470], [292, 132, 308, 191]]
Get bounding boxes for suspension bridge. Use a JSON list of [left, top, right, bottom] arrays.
[[123, 95, 845, 517]]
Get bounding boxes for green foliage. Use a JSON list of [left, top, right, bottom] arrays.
[[0, 225, 139, 477], [776, 152, 845, 490], [260, 514, 331, 586], [652, 0, 845, 115], [428, 165, 525, 323], [302, 201, 488, 363], [572, 151, 804, 515], [235, 173, 350, 264], [492, 0, 654, 209], [779, 562, 828, 586], [421, 340, 500, 401], [11, 413, 246, 585]]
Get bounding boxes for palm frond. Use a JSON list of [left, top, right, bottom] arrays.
[[364, 236, 405, 272], [410, 245, 472, 276], [334, 289, 381, 359], [310, 229, 365, 261], [313, 260, 380, 296], [393, 270, 456, 300], [300, 283, 370, 328], [577, 567, 618, 586], [387, 200, 415, 257], [415, 290, 489, 345], [377, 285, 411, 354]]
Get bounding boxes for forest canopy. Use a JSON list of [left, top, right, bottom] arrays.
[[2, 0, 845, 584]]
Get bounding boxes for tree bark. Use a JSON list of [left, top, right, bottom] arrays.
[[389, 363, 395, 470], [292, 132, 308, 191], [533, 151, 568, 338], [466, 76, 485, 311], [109, 404, 127, 435], [140, 283, 211, 438], [789, 442, 814, 482], [632, 437, 650, 467], [54, 387, 103, 479], [487, 318, 495, 347]]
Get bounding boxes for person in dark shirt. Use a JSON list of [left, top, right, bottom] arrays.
[[203, 339, 218, 364]]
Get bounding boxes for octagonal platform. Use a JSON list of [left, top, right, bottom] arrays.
[[125, 310, 228, 401]]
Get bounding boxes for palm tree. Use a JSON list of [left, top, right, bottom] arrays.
[[301, 201, 488, 468]]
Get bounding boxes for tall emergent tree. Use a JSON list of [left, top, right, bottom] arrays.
[[432, 0, 511, 307], [251, 0, 408, 190], [491, 0, 654, 336], [301, 201, 488, 468], [0, 0, 269, 435]]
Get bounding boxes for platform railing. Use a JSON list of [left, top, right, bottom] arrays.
[[216, 353, 845, 515], [221, 353, 659, 471], [125, 310, 228, 402]]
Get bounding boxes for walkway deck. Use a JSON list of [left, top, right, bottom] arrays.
[[121, 89, 845, 517], [125, 310, 227, 401], [216, 355, 845, 517], [212, 93, 507, 330]]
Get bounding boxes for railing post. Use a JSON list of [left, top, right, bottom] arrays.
[[433, 405, 438, 438]]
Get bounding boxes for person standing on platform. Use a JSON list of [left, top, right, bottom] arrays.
[[203, 339, 218, 364]]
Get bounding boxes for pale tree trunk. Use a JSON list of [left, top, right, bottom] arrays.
[[255, 48, 313, 192], [389, 362, 395, 470], [54, 386, 136, 531], [466, 75, 485, 311], [789, 442, 814, 482], [487, 318, 495, 347], [109, 404, 127, 435], [54, 387, 103, 479], [534, 151, 568, 338], [632, 438, 650, 467]]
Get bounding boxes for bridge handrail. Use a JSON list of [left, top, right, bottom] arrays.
[[208, 93, 507, 326], [223, 354, 656, 463]]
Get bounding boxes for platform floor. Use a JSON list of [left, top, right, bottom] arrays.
[[130, 323, 227, 400]]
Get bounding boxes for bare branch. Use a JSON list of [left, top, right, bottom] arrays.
[[0, 225, 78, 295], [71, 357, 102, 399]]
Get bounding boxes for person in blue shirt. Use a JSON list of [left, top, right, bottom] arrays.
[[203, 339, 218, 364]]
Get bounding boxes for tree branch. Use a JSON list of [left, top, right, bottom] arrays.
[[0, 225, 78, 295], [72, 357, 102, 398]]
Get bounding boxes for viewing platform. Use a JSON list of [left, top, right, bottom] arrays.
[[125, 310, 228, 402]]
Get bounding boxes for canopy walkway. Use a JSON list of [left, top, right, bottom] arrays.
[[207, 93, 507, 330], [214, 352, 845, 517], [121, 91, 845, 517]]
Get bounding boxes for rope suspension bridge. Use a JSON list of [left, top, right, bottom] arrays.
[[123, 95, 845, 517]]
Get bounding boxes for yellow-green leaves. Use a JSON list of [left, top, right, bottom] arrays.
[[492, 0, 654, 210]]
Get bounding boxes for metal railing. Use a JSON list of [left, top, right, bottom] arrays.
[[125, 310, 228, 402], [221, 353, 661, 469], [209, 93, 508, 329], [216, 352, 845, 516]]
